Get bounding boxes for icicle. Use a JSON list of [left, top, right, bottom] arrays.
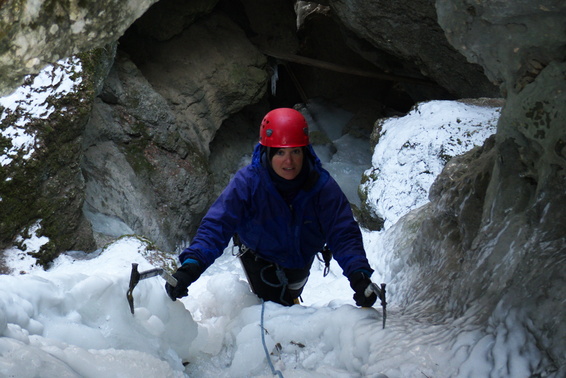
[[270, 63, 279, 96]]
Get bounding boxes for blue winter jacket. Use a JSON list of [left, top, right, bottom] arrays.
[[179, 143, 373, 278]]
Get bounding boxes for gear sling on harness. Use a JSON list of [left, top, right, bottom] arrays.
[[233, 234, 323, 306]]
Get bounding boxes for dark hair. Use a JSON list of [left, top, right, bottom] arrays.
[[267, 147, 278, 162], [267, 147, 307, 163]]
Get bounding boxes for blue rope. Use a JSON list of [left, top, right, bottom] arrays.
[[260, 264, 290, 305], [260, 300, 284, 378]]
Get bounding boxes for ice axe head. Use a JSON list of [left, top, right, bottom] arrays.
[[126, 263, 177, 315], [127, 263, 140, 314]]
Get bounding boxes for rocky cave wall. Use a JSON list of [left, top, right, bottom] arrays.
[[395, 0, 566, 372], [0, 0, 162, 268], [0, 0, 564, 371], [0, 10, 563, 373], [0, 0, 161, 96], [1, 0, 501, 261], [82, 11, 270, 251]]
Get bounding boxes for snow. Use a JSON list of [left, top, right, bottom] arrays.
[[3, 220, 48, 274], [0, 56, 82, 167], [361, 100, 500, 229], [2, 59, 550, 377]]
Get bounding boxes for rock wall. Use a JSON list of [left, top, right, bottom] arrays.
[[131, 12, 268, 157], [391, 1, 566, 372], [81, 12, 268, 251], [328, 0, 500, 99], [0, 0, 160, 96], [0, 48, 116, 267], [436, 0, 566, 95], [0, 8, 562, 352]]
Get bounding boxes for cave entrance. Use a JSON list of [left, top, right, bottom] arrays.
[[265, 50, 439, 115]]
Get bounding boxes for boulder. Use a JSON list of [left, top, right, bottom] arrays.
[[82, 12, 268, 251], [328, 0, 500, 99], [0, 0, 159, 96], [0, 47, 116, 266]]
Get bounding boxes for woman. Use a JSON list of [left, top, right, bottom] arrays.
[[166, 108, 378, 307]]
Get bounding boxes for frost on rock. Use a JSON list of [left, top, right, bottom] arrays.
[[0, 54, 96, 266], [0, 57, 83, 167], [3, 220, 49, 275], [361, 100, 501, 229]]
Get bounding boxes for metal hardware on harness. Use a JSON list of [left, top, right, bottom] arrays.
[[232, 243, 250, 258], [232, 234, 250, 258], [317, 245, 332, 277]]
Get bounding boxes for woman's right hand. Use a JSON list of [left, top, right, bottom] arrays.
[[165, 261, 203, 301]]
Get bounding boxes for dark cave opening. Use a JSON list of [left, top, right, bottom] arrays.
[[115, 0, 454, 121]]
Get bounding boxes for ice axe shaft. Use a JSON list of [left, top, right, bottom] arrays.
[[365, 282, 387, 329], [127, 263, 177, 315]]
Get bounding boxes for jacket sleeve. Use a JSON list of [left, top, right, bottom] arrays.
[[317, 177, 374, 278], [179, 169, 252, 270]]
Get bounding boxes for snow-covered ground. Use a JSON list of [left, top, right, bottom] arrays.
[[2, 58, 550, 377]]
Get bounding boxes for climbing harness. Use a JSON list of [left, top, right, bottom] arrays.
[[233, 234, 298, 306], [261, 263, 295, 306], [231, 233, 249, 258]]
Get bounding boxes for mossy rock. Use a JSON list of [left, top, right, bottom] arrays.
[[0, 45, 116, 267]]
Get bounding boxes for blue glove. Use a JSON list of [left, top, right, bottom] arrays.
[[165, 260, 202, 301], [348, 270, 377, 307]]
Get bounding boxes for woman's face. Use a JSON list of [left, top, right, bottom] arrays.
[[271, 147, 304, 180]]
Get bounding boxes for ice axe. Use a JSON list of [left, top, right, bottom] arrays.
[[365, 282, 387, 329], [126, 263, 177, 315]]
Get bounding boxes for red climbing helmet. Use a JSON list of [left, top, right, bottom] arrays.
[[259, 108, 309, 147]]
